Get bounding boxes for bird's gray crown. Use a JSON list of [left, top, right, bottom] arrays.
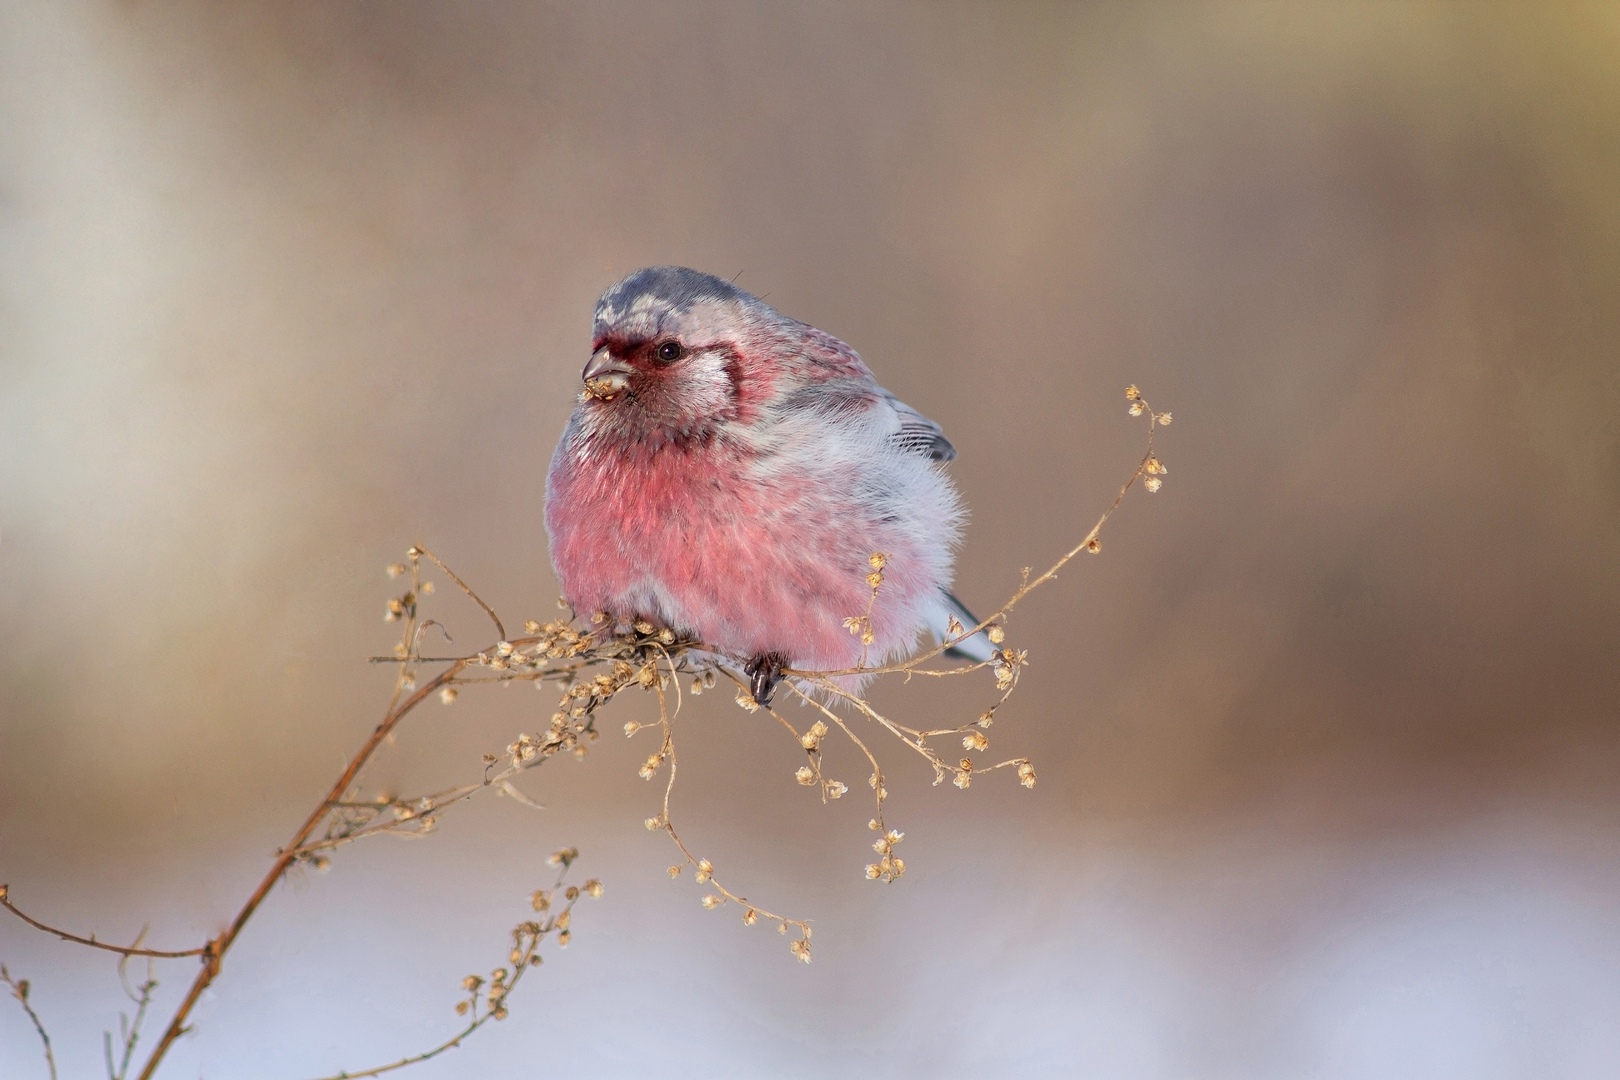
[[594, 266, 754, 333]]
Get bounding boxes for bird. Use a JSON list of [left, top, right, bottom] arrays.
[[544, 266, 994, 708]]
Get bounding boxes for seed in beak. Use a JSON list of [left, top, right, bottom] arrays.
[[582, 349, 633, 400]]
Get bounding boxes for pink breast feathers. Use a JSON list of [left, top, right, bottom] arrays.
[[547, 436, 934, 676]]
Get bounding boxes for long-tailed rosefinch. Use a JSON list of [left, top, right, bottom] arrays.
[[545, 266, 992, 705]]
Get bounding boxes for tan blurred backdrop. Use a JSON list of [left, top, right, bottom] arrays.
[[3, 2, 1618, 1077]]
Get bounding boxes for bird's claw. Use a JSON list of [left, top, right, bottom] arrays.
[[744, 653, 787, 708]]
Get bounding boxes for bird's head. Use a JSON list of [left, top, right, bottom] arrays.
[[577, 266, 774, 445]]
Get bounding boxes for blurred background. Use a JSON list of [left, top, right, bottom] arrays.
[[2, 2, 1617, 1076]]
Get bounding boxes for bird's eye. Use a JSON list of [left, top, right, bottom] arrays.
[[654, 340, 686, 363]]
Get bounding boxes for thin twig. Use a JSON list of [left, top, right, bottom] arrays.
[[131, 662, 473, 1079], [2, 964, 57, 1080], [413, 544, 505, 643], [104, 952, 156, 1080], [637, 653, 813, 952], [304, 864, 582, 1080], [0, 890, 206, 959]]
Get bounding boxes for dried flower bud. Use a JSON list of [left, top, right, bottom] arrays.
[[869, 552, 887, 570], [1086, 537, 1102, 553], [701, 895, 722, 909], [1157, 412, 1172, 425], [986, 624, 1006, 644], [963, 730, 989, 751], [1129, 401, 1145, 417], [439, 686, 458, 705], [667, 865, 683, 878], [743, 908, 758, 926], [386, 563, 406, 578], [1018, 761, 1038, 788], [1144, 476, 1163, 492], [584, 879, 603, 898], [795, 766, 816, 785], [1125, 385, 1141, 400], [825, 780, 848, 799]]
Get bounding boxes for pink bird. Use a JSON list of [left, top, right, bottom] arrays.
[[545, 267, 993, 707]]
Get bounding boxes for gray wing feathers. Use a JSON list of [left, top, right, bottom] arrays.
[[885, 394, 956, 462]]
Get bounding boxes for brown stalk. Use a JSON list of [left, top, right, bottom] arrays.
[[131, 656, 471, 1080], [0, 893, 206, 960]]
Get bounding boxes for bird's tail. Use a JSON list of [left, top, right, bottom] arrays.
[[930, 590, 998, 663]]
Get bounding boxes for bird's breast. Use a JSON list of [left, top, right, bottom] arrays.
[[546, 432, 923, 664]]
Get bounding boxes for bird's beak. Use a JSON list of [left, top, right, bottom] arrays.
[[581, 348, 633, 400]]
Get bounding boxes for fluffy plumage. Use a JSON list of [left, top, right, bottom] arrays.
[[545, 266, 991, 703]]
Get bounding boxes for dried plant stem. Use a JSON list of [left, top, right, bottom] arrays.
[[131, 660, 472, 1080], [413, 544, 505, 643], [0, 892, 206, 960], [639, 657, 813, 950], [304, 865, 579, 1080], [3, 964, 57, 1080], [103, 955, 156, 1080]]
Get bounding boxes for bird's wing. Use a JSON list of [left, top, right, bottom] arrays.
[[780, 323, 957, 461], [883, 393, 957, 462]]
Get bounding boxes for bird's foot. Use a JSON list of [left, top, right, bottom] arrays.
[[744, 652, 788, 708]]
